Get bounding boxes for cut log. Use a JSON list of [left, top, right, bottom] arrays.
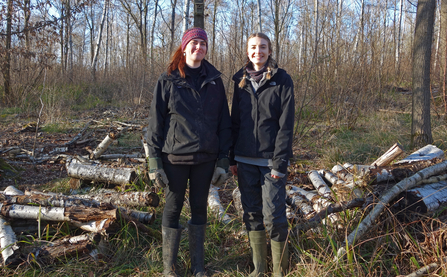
[[1, 204, 117, 222], [397, 181, 447, 214], [66, 161, 136, 185], [286, 189, 315, 217], [141, 136, 150, 158], [395, 144, 444, 164], [288, 185, 340, 224], [336, 160, 447, 260], [0, 216, 19, 266], [308, 170, 332, 199], [232, 187, 243, 217], [118, 207, 155, 224], [28, 233, 101, 265], [68, 190, 159, 208], [90, 132, 117, 159], [371, 143, 404, 166], [208, 185, 231, 224], [320, 168, 364, 200], [3, 186, 24, 196]]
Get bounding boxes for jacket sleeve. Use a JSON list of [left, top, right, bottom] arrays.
[[229, 80, 241, 166], [147, 76, 169, 159], [217, 78, 232, 161], [272, 73, 295, 174]]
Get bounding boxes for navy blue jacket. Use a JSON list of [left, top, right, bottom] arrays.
[[230, 63, 295, 174]]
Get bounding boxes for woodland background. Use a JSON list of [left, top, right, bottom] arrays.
[[3, 0, 447, 276], [0, 0, 443, 145]]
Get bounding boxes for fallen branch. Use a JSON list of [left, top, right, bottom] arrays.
[[64, 121, 92, 146], [292, 198, 365, 234], [335, 160, 447, 260]]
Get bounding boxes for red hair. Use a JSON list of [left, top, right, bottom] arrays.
[[167, 45, 186, 78]]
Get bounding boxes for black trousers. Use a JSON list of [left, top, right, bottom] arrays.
[[162, 161, 215, 228], [237, 162, 288, 242]]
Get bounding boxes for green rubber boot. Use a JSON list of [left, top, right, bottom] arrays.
[[162, 226, 182, 277], [248, 230, 267, 277], [188, 222, 208, 277], [271, 240, 289, 277]]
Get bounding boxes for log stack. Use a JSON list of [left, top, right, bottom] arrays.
[[0, 186, 160, 267]]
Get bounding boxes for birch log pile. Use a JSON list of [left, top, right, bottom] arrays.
[[335, 160, 447, 259], [0, 185, 158, 267]]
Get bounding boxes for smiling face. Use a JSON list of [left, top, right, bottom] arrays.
[[247, 36, 271, 71], [184, 39, 207, 68]]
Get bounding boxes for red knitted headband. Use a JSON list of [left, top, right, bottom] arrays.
[[181, 27, 208, 52]]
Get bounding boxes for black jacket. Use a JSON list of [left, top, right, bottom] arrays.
[[147, 60, 231, 163], [230, 62, 295, 174]]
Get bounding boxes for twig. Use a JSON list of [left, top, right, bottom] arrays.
[[32, 69, 46, 159], [405, 257, 447, 277]]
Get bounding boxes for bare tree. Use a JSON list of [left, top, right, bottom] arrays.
[[182, 0, 190, 33], [91, 0, 108, 82], [411, 0, 436, 147]]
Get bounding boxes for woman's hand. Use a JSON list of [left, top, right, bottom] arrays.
[[230, 165, 238, 176]]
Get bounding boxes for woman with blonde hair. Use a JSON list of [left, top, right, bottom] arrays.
[[147, 27, 231, 277], [230, 32, 295, 277]]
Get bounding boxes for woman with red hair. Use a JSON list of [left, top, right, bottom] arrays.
[[147, 27, 231, 277]]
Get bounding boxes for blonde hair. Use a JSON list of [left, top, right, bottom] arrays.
[[238, 33, 273, 88]]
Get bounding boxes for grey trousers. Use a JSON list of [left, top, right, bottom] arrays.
[[237, 162, 288, 242]]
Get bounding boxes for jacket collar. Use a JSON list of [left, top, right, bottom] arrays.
[[163, 59, 221, 86], [232, 58, 279, 83]]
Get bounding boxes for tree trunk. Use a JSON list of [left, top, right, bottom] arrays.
[[182, 0, 190, 33], [441, 0, 447, 114], [2, 0, 13, 104], [91, 0, 108, 82], [170, 0, 177, 54], [411, 0, 436, 147], [256, 0, 262, 33], [194, 0, 204, 29]]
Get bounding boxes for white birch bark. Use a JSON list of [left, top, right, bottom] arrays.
[[288, 185, 340, 224], [395, 144, 445, 164], [24, 190, 159, 208], [66, 162, 136, 185], [336, 160, 447, 260], [308, 170, 332, 199], [90, 132, 116, 159], [3, 186, 24, 196], [0, 216, 18, 265], [182, 0, 189, 33], [91, 0, 108, 81], [286, 189, 314, 217], [256, 0, 262, 32], [208, 185, 231, 224], [401, 181, 447, 213]]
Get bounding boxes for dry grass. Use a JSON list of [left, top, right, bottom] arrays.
[[2, 82, 447, 276]]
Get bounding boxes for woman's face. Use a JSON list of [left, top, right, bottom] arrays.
[[247, 37, 271, 70], [184, 39, 207, 68]]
